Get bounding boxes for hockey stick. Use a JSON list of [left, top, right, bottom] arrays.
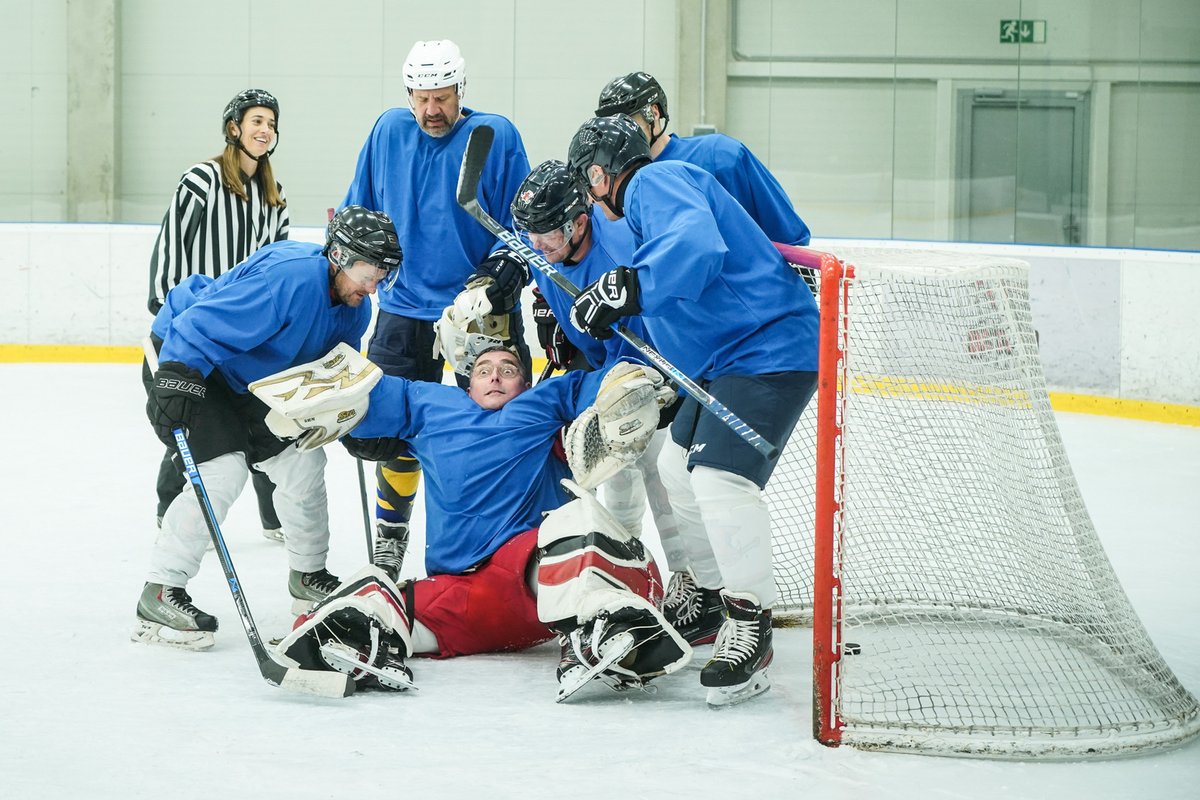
[[457, 125, 778, 460], [172, 427, 354, 698], [357, 458, 374, 563], [331, 208, 377, 564], [536, 360, 555, 385]]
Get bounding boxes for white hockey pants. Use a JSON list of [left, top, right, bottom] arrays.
[[147, 445, 331, 587], [656, 439, 776, 606]]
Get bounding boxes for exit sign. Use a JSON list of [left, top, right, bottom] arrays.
[[1000, 19, 1046, 44]]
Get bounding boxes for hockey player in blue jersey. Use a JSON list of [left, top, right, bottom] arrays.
[[595, 71, 811, 249], [133, 206, 403, 652], [566, 114, 819, 707], [258, 344, 690, 700], [341, 39, 533, 580], [507, 160, 726, 648]]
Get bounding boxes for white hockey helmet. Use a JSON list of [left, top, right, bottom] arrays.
[[403, 40, 466, 96]]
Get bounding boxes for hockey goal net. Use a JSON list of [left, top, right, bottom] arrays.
[[766, 244, 1200, 758]]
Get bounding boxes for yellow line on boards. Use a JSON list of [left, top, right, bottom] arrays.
[[1, 344, 1196, 427]]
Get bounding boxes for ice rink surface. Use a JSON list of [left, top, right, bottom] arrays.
[[0, 363, 1196, 799]]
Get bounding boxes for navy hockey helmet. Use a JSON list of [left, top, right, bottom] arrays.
[[223, 89, 280, 132], [566, 114, 652, 193], [595, 72, 668, 126], [511, 160, 589, 235], [325, 206, 403, 274]]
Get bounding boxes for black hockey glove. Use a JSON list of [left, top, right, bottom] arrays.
[[341, 435, 408, 462], [148, 361, 207, 446], [532, 287, 579, 370], [569, 266, 640, 341], [471, 248, 530, 315]]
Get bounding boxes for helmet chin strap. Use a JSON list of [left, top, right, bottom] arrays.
[[561, 218, 591, 266], [225, 124, 279, 162]]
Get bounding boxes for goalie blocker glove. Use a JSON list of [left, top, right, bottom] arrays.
[[532, 287, 579, 369], [570, 266, 640, 340], [148, 361, 207, 446], [471, 248, 529, 315]]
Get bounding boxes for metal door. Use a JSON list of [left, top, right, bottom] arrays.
[[956, 89, 1090, 245]]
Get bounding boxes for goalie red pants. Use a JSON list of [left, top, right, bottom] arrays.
[[414, 528, 553, 658]]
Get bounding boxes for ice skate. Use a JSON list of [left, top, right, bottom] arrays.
[[662, 570, 725, 646], [373, 522, 409, 582], [555, 616, 638, 703], [131, 582, 217, 651], [289, 568, 342, 614], [319, 642, 415, 691], [261, 527, 285, 543], [701, 591, 773, 708]]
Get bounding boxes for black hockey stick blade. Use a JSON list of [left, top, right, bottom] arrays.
[[456, 123, 494, 214], [173, 427, 354, 699], [455, 126, 779, 461]]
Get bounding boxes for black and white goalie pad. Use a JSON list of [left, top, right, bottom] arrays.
[[249, 342, 382, 451], [275, 565, 415, 692], [537, 479, 691, 683], [565, 362, 673, 489]]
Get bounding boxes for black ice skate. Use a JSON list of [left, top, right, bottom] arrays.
[[662, 570, 725, 646], [700, 590, 773, 707]]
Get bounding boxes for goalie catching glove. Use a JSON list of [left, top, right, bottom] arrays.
[[565, 362, 674, 489], [248, 342, 382, 451]]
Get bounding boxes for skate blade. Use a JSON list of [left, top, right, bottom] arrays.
[[262, 528, 285, 543], [556, 631, 636, 703], [705, 669, 771, 708], [131, 619, 215, 651], [319, 643, 416, 691]]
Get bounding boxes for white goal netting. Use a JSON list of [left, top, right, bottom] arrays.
[[767, 247, 1200, 758]]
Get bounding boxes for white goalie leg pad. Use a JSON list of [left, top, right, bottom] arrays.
[[537, 480, 691, 682], [249, 343, 382, 451], [537, 479, 663, 625], [275, 565, 414, 690]]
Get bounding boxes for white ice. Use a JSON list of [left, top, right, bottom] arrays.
[[0, 363, 1196, 799]]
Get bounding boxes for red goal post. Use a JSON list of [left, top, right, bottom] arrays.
[[769, 243, 1200, 759]]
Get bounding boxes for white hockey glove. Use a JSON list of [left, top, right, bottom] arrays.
[[565, 362, 673, 489], [432, 301, 509, 376], [249, 343, 382, 451]]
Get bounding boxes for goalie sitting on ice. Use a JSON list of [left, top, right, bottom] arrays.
[[253, 334, 689, 698]]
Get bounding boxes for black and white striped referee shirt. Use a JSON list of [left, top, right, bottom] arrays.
[[147, 159, 290, 313]]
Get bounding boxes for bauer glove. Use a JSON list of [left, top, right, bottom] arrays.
[[471, 248, 529, 315], [570, 266, 640, 340], [148, 361, 207, 446], [532, 287, 579, 370]]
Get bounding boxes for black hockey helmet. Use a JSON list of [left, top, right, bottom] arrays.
[[511, 160, 589, 235], [223, 88, 280, 132], [595, 72, 669, 127], [325, 206, 403, 273], [566, 115, 652, 194]]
